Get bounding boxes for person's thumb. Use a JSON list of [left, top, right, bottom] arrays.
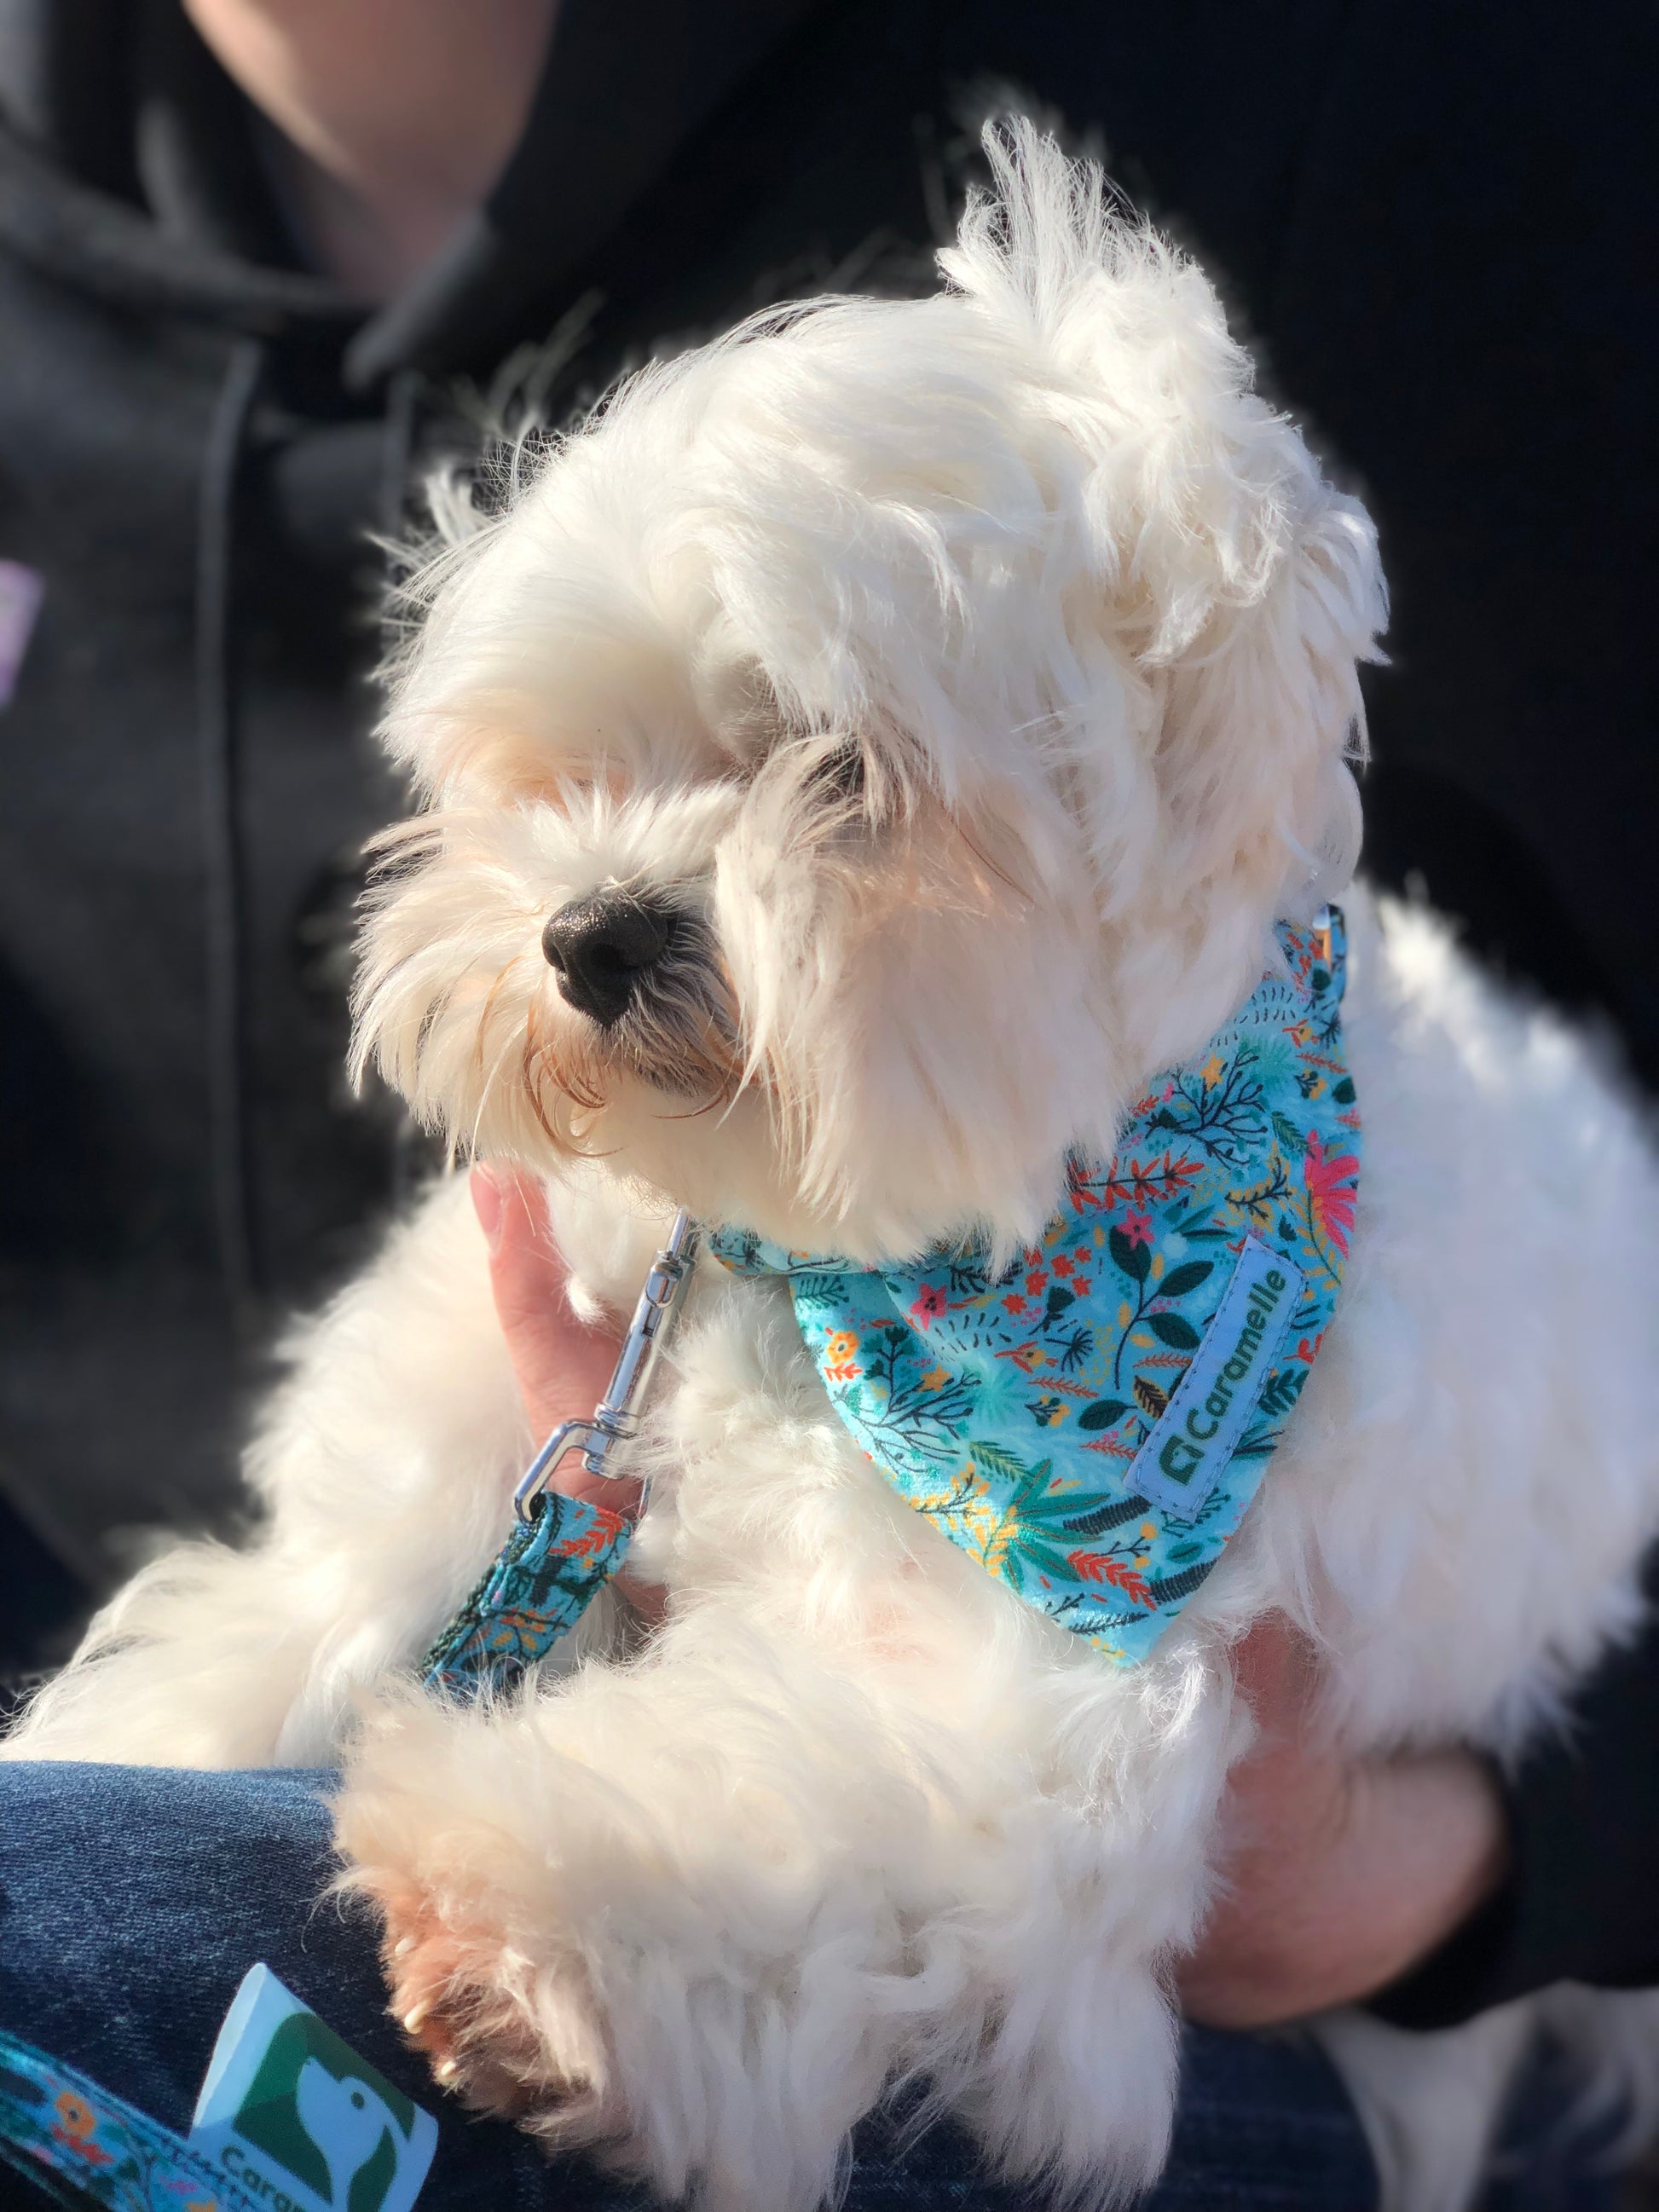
[[470, 1164, 622, 1442]]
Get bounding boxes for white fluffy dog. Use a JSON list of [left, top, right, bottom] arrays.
[[10, 125, 1659, 2212]]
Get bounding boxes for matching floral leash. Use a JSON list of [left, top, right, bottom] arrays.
[[423, 911, 1359, 1693], [420, 1213, 700, 1697], [0, 2030, 256, 2212]]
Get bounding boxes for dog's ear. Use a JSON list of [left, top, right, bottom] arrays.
[[1147, 473, 1384, 928], [943, 119, 1386, 943]]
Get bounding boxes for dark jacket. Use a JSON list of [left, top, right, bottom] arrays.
[[2, 0, 1656, 2024]]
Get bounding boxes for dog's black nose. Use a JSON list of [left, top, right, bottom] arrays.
[[541, 891, 675, 1025]]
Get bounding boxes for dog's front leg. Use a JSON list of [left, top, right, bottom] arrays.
[[335, 1602, 945, 2212], [338, 1602, 1245, 2212], [866, 1622, 1245, 2205]]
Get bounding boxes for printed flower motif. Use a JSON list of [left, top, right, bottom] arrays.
[[823, 1325, 864, 1383], [1304, 1130, 1359, 1255], [1051, 1253, 1074, 1276], [1025, 1267, 1049, 1294], [1200, 1053, 1226, 1086], [1119, 1211, 1154, 1248], [1002, 1292, 1030, 1316], [1003, 1341, 1047, 1373], [52, 2094, 112, 2167], [919, 1365, 951, 1390], [909, 1284, 948, 1325]]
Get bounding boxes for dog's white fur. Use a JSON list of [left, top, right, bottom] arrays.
[[9, 126, 1659, 2210]]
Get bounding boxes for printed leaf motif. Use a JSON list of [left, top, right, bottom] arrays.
[[1255, 1367, 1307, 1419], [1077, 1399, 1128, 1431], [1133, 1376, 1171, 1421], [1271, 1111, 1308, 1158], [1053, 1325, 1095, 1372], [1063, 1493, 1153, 1537], [1148, 1557, 1217, 1605], [1070, 1150, 1202, 1211], [1108, 1226, 1152, 1281], [1158, 1259, 1214, 1300], [1066, 1551, 1156, 1608], [1148, 1312, 1200, 1350], [968, 1440, 1033, 1487]]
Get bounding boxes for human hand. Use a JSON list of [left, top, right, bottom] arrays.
[[1177, 1619, 1509, 2027], [468, 1164, 661, 1616]]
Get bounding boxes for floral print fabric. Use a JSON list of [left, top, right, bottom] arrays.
[[0, 2028, 260, 2211], [710, 912, 1359, 1664], [422, 1489, 634, 1698]]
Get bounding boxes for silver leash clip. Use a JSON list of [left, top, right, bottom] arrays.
[[512, 1207, 701, 1523]]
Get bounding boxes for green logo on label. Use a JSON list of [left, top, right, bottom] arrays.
[[191, 1966, 437, 2212], [233, 2010, 416, 2212]]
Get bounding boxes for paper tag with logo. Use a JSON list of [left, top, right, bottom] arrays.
[[190, 1966, 436, 2212], [1124, 1238, 1303, 1521]]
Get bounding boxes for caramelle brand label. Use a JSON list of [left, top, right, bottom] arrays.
[[1124, 1236, 1304, 1522], [191, 1966, 436, 2212]]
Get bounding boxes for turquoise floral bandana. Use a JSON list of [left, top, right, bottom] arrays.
[[709, 912, 1359, 1664], [422, 913, 1358, 1693]]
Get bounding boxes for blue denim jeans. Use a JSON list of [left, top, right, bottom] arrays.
[[0, 1764, 1610, 2211]]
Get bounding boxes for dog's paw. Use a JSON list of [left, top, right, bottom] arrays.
[[371, 1882, 620, 2138]]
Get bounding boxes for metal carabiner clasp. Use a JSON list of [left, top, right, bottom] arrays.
[[512, 1207, 701, 1522]]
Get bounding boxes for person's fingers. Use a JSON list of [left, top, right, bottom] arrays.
[[471, 1164, 667, 1619], [1226, 1614, 1321, 1741], [471, 1164, 620, 1437], [471, 1158, 668, 1592], [1176, 1618, 1506, 2027], [1180, 1746, 1506, 2028]]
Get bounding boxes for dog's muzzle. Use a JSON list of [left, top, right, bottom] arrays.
[[541, 889, 682, 1026]]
